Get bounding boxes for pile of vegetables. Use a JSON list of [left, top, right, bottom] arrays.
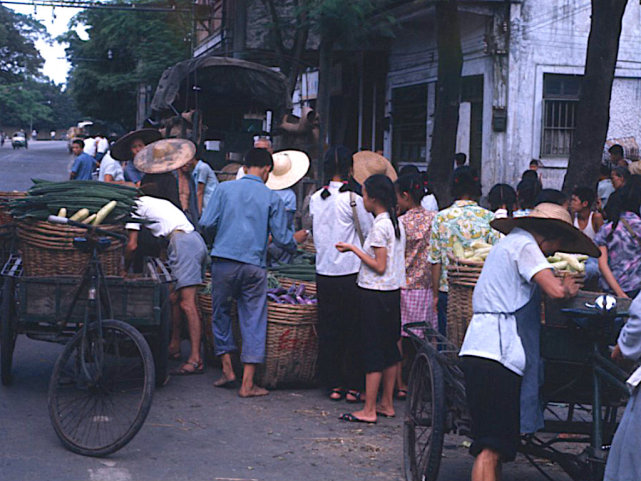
[[547, 253, 587, 273], [6, 180, 139, 225], [269, 252, 316, 282], [453, 240, 587, 274], [268, 283, 317, 305]]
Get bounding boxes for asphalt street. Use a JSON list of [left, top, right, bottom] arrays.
[[0, 140, 72, 191], [0, 141, 568, 481]]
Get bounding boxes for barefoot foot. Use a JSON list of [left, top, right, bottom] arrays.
[[238, 385, 269, 398]]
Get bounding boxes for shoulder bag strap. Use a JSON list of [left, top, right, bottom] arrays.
[[350, 191, 365, 245], [620, 218, 641, 247]]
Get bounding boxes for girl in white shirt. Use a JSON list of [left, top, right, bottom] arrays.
[[310, 146, 372, 403], [336, 174, 406, 424]]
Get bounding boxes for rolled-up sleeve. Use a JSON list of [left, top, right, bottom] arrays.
[[269, 194, 296, 251]]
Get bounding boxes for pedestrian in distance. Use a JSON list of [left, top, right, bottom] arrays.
[[69, 139, 97, 181], [394, 173, 437, 401], [310, 145, 372, 404], [609, 143, 627, 168], [336, 174, 406, 424], [199, 148, 297, 398]]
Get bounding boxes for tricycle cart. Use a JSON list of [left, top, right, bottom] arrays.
[[0, 219, 172, 456], [403, 291, 634, 481]]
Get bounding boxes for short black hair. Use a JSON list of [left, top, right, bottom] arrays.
[[244, 148, 273, 170], [609, 144, 624, 157], [454, 153, 467, 166], [600, 163, 612, 177], [451, 166, 481, 199], [521, 169, 539, 183], [488, 183, 516, 213], [535, 189, 568, 207], [612, 165, 631, 182], [572, 186, 595, 206], [72, 139, 85, 149], [529, 159, 539, 167], [399, 164, 420, 176], [517, 179, 541, 210]]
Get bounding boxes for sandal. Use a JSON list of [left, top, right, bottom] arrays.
[[395, 389, 408, 401], [329, 388, 345, 401], [171, 361, 204, 376], [345, 390, 363, 404], [339, 413, 376, 424]]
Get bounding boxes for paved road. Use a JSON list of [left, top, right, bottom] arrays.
[[0, 141, 568, 480], [0, 140, 72, 191]]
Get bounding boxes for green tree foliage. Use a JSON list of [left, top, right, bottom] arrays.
[[61, 1, 191, 128], [0, 79, 79, 130], [0, 5, 46, 83]]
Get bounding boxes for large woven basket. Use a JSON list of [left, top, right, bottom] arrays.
[[16, 219, 124, 276], [258, 302, 319, 388], [446, 255, 585, 348], [277, 277, 317, 297], [0, 191, 26, 226]]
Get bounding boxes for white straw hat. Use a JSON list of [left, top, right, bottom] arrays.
[[265, 150, 310, 190]]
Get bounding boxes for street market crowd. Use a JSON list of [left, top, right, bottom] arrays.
[[66, 131, 641, 481]]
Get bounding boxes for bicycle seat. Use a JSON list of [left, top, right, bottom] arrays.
[[73, 236, 112, 253]]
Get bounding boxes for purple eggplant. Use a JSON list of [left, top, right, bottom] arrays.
[[281, 294, 297, 304], [268, 293, 283, 303], [286, 284, 297, 295], [295, 295, 305, 304], [295, 283, 306, 297]]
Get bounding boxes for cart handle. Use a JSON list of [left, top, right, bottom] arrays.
[[48, 215, 128, 242]]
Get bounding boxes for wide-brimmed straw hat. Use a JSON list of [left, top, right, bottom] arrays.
[[133, 138, 196, 174], [110, 128, 162, 161], [353, 151, 397, 185], [265, 150, 310, 190], [491, 203, 600, 257]]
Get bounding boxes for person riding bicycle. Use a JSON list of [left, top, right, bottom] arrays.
[[458, 203, 600, 481]]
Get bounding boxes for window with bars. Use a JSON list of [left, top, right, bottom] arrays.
[[541, 74, 581, 157]]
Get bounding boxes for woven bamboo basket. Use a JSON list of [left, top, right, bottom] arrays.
[[257, 302, 319, 388], [446, 254, 585, 348], [0, 191, 26, 226], [277, 277, 317, 297], [16, 219, 124, 276]]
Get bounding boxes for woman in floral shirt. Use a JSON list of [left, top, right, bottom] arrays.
[[595, 182, 641, 298], [394, 174, 436, 399], [429, 167, 498, 337]]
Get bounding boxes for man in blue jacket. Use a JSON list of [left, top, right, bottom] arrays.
[[199, 148, 297, 397]]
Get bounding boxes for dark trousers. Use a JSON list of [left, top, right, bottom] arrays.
[[316, 273, 363, 391], [437, 291, 448, 338]]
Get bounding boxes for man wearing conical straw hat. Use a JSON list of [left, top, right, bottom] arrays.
[[458, 203, 600, 481]]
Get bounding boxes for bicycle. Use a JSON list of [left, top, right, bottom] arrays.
[[44, 215, 155, 456]]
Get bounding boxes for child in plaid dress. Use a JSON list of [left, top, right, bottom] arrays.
[[395, 174, 437, 399]]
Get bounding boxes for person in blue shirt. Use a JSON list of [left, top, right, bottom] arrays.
[[199, 148, 297, 397], [193, 158, 219, 216], [69, 139, 97, 180]]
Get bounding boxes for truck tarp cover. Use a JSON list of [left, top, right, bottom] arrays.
[[150, 56, 292, 118]]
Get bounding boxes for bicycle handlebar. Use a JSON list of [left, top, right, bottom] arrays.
[[48, 215, 128, 242]]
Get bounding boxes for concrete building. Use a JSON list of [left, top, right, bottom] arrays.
[[383, 0, 641, 190]]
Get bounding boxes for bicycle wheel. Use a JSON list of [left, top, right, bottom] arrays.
[[403, 347, 445, 481], [1, 277, 17, 386], [48, 319, 155, 456]]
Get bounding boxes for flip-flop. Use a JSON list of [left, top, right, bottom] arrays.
[[395, 389, 408, 401], [339, 413, 376, 424], [329, 388, 346, 401], [376, 411, 396, 418], [345, 390, 364, 404], [171, 361, 204, 376]]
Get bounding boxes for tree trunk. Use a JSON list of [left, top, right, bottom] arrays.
[[562, 0, 627, 192], [427, 0, 463, 208], [316, 38, 333, 183]]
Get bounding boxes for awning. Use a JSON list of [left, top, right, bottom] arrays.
[[150, 56, 292, 119]]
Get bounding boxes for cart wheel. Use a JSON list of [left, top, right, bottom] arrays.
[[1, 277, 17, 386], [48, 319, 154, 457], [403, 347, 445, 481], [153, 286, 171, 386]]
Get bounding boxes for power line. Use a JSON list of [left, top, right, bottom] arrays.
[[0, 0, 192, 13]]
